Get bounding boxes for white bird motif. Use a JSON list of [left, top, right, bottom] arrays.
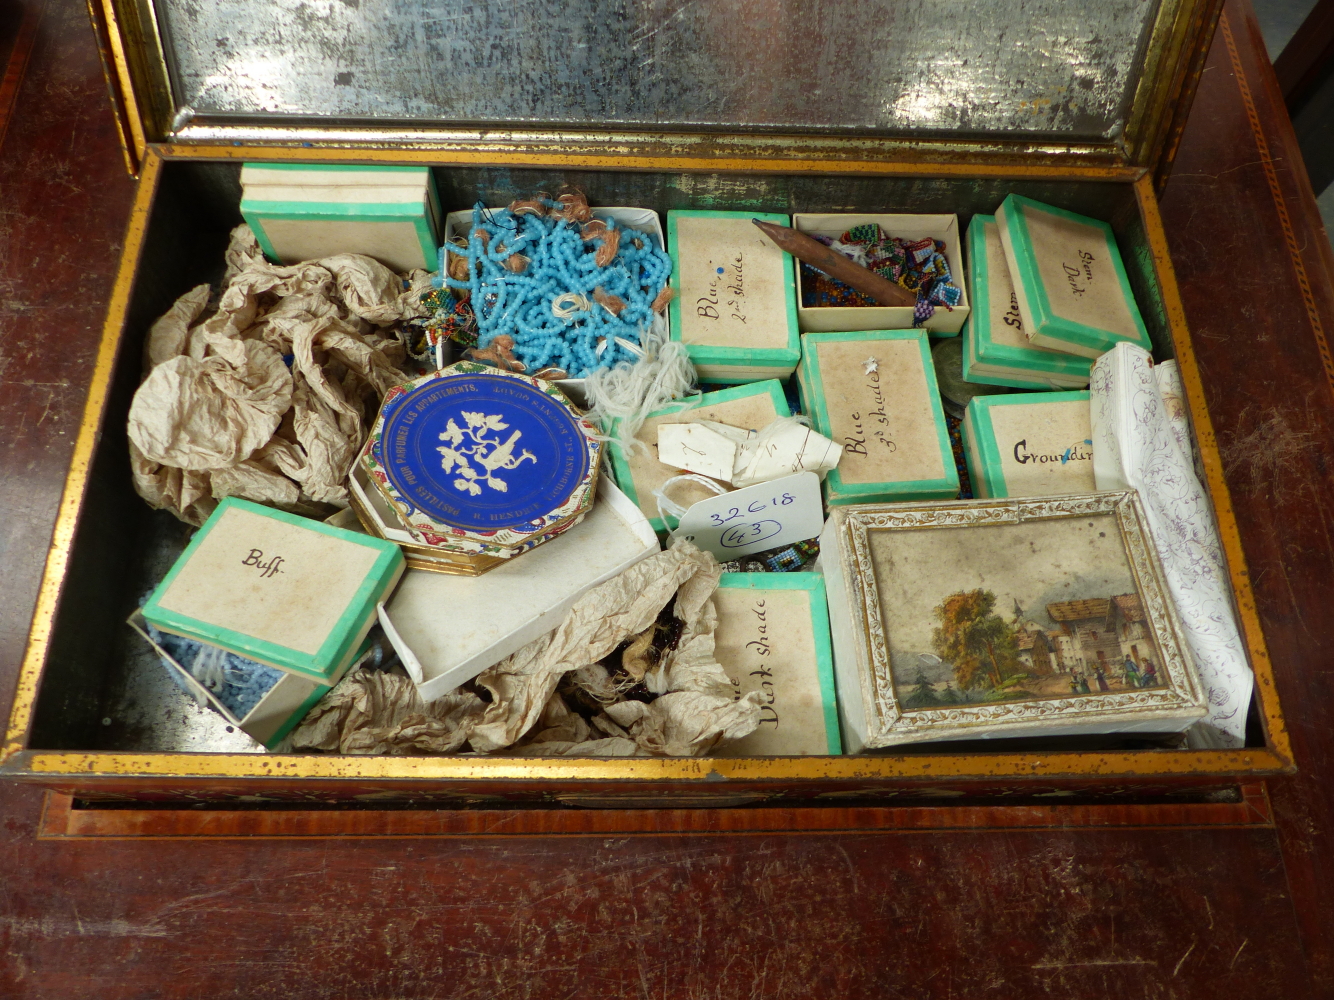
[[436, 410, 537, 495]]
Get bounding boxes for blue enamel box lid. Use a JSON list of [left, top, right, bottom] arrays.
[[372, 367, 596, 535]]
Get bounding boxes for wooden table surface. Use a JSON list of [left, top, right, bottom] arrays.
[[2, 1, 1333, 997]]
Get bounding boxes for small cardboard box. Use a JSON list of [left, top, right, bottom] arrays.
[[608, 380, 790, 532], [667, 210, 800, 383], [240, 163, 440, 272], [963, 391, 1095, 499], [792, 213, 970, 335], [960, 214, 1093, 390], [141, 498, 405, 684], [709, 573, 842, 756], [378, 480, 660, 701], [996, 194, 1151, 359], [797, 330, 958, 505], [129, 613, 373, 750], [433, 206, 667, 378]]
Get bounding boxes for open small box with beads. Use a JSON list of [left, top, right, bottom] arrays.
[[433, 205, 668, 380], [793, 214, 970, 336]]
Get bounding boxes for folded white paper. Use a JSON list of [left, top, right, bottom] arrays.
[[656, 423, 739, 482], [655, 416, 842, 490], [1090, 343, 1252, 746], [379, 480, 659, 702], [723, 418, 843, 488]]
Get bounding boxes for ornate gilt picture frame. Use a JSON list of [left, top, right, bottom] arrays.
[[826, 491, 1206, 750]]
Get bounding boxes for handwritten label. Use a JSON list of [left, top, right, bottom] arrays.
[[987, 398, 1097, 496], [816, 339, 943, 486], [675, 217, 787, 349], [242, 548, 285, 579], [1012, 437, 1093, 466], [675, 472, 823, 560], [729, 598, 779, 729], [843, 360, 899, 456], [1003, 290, 1024, 331], [1024, 205, 1141, 341], [696, 255, 747, 324], [1061, 249, 1096, 299]]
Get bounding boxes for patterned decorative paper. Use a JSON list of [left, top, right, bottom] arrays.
[[1090, 342, 1252, 746]]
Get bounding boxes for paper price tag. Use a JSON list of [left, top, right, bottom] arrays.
[[674, 472, 824, 560]]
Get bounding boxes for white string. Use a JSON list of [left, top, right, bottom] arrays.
[[829, 239, 869, 267], [188, 643, 231, 692], [614, 336, 645, 358], [551, 292, 592, 318], [652, 473, 729, 527], [583, 312, 698, 461]]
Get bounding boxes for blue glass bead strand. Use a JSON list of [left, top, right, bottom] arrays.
[[442, 201, 671, 377]]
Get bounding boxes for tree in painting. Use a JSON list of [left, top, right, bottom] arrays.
[[903, 669, 940, 709], [932, 589, 1021, 691]]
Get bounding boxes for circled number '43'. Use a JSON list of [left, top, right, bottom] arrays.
[[720, 520, 782, 548], [673, 472, 824, 560]]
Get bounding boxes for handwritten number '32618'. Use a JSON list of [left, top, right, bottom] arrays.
[[709, 492, 795, 526]]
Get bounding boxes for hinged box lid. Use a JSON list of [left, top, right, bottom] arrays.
[[94, 0, 1221, 176]]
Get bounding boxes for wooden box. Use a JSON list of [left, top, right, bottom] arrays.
[[0, 0, 1291, 805]]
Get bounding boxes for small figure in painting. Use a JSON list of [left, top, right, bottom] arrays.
[[1094, 666, 1110, 692], [1141, 660, 1159, 687], [1124, 655, 1141, 688]]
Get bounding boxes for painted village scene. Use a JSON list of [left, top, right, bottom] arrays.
[[894, 588, 1164, 709], [876, 517, 1169, 711]]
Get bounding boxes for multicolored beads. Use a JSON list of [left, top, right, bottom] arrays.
[[800, 224, 963, 325]]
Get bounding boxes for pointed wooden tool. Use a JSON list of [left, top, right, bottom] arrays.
[[752, 218, 917, 308]]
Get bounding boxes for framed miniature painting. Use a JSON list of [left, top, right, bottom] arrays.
[[820, 491, 1206, 752]]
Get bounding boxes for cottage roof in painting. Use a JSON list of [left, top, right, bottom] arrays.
[[1112, 594, 1145, 623], [1047, 598, 1112, 622]]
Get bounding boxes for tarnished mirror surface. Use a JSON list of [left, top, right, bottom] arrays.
[[156, 0, 1161, 141]]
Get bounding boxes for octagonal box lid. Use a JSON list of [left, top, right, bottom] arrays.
[[356, 362, 600, 575]]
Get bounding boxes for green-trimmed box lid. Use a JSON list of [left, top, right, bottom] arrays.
[[797, 330, 958, 505], [995, 194, 1150, 360], [667, 210, 800, 383], [709, 573, 841, 756], [607, 380, 789, 532], [240, 162, 440, 272], [961, 214, 1093, 390], [141, 497, 405, 684], [997, 193, 1152, 362], [962, 391, 1094, 499]]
